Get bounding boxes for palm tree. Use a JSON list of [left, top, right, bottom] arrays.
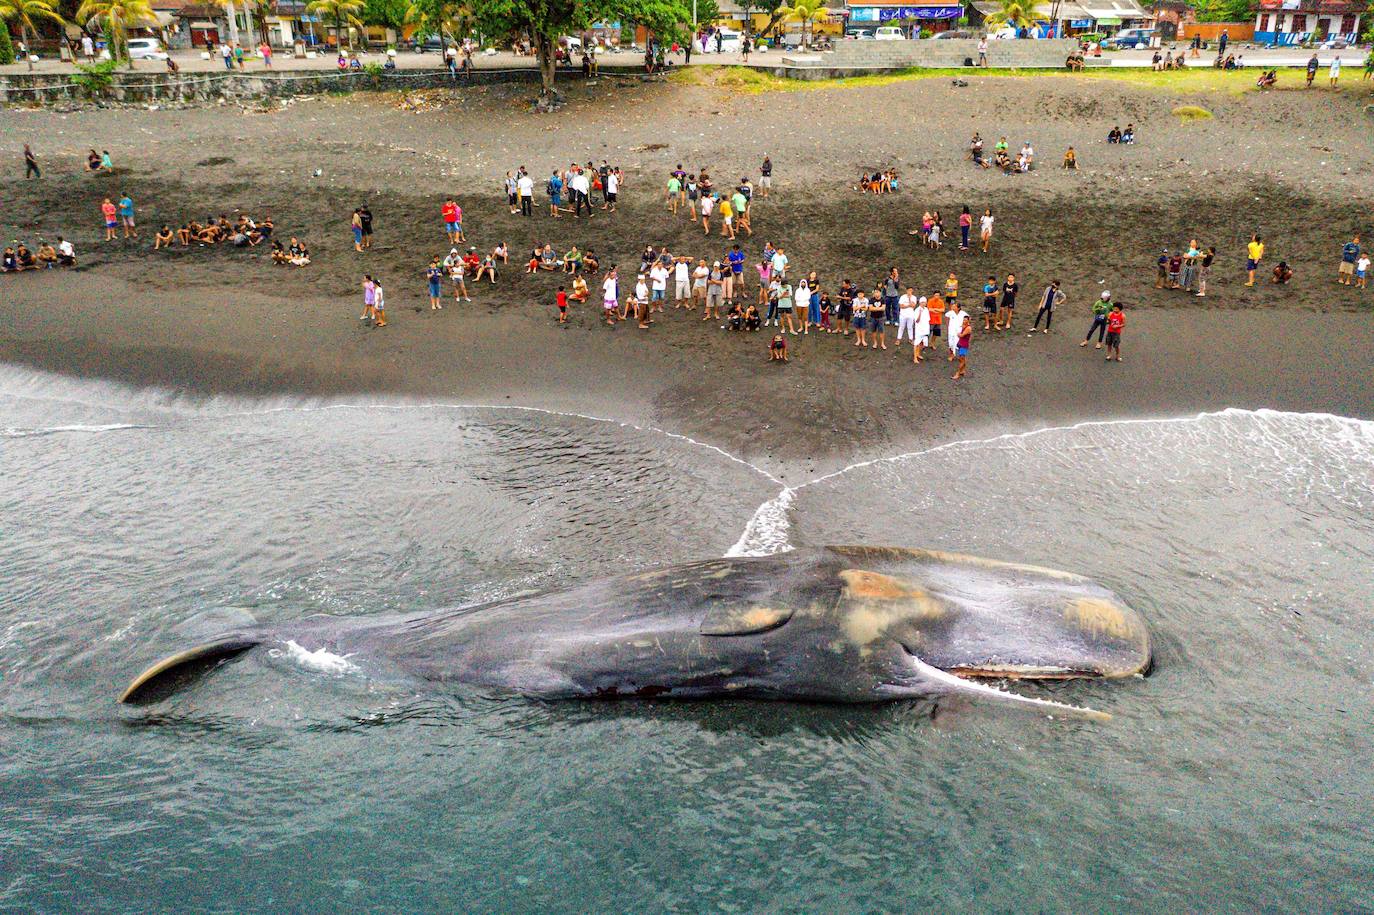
[[404, 0, 471, 52], [75, 0, 154, 65], [305, 0, 362, 49], [779, 0, 829, 48], [0, 0, 64, 70], [982, 0, 1035, 33]]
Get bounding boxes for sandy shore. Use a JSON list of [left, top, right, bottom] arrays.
[[2, 72, 1371, 475]]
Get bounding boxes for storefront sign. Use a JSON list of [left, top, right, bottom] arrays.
[[850, 6, 964, 21]]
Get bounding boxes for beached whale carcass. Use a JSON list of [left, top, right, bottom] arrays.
[[120, 546, 1151, 719]]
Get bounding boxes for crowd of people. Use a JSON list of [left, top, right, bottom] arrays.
[[2, 237, 76, 272]]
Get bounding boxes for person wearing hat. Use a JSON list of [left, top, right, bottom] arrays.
[[1081, 290, 1112, 349], [1155, 249, 1169, 288]]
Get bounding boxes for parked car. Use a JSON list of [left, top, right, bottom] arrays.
[[845, 27, 876, 40], [126, 37, 168, 60], [934, 29, 975, 39], [412, 34, 448, 52], [702, 28, 743, 53], [990, 26, 1018, 40], [1103, 27, 1155, 49], [874, 26, 906, 40], [560, 35, 583, 52]]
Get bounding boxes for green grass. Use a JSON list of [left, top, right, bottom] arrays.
[[669, 64, 1336, 97], [1171, 104, 1214, 121]]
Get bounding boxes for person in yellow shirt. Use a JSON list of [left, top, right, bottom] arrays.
[[719, 195, 735, 240], [1246, 233, 1265, 286]]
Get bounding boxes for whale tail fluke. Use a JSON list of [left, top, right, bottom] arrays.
[[119, 637, 261, 704]]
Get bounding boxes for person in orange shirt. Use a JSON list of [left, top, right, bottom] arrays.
[[926, 292, 946, 349], [100, 198, 118, 241]]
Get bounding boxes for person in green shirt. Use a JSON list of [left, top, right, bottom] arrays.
[[666, 176, 681, 214], [731, 190, 751, 236], [1081, 290, 1112, 349]]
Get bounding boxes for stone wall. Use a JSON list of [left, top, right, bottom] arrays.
[[781, 38, 1079, 73], [0, 65, 625, 106]]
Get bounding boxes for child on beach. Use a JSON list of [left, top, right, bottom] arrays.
[[1246, 234, 1264, 286], [556, 286, 568, 324], [361, 274, 376, 322], [371, 279, 387, 327], [1357, 254, 1370, 289], [1104, 303, 1124, 361], [769, 333, 789, 362], [427, 259, 443, 310]]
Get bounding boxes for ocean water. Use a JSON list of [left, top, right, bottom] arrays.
[[2, 367, 1372, 912]]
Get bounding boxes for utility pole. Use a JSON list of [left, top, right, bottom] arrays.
[[693, 0, 698, 29]]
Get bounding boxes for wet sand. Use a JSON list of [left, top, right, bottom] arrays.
[[2, 73, 1372, 475]]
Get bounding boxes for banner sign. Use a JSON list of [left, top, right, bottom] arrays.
[[850, 6, 965, 21]]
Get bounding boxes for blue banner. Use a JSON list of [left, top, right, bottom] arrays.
[[851, 6, 964, 21]]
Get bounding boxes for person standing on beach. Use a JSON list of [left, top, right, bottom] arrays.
[[1030, 280, 1063, 334], [882, 267, 901, 325], [1329, 56, 1341, 87], [372, 279, 387, 327], [1104, 304, 1125, 361], [896, 287, 918, 346], [602, 267, 619, 325], [979, 208, 994, 254], [442, 198, 460, 241], [947, 300, 968, 362], [361, 274, 376, 322], [426, 260, 443, 310], [603, 167, 619, 212], [117, 192, 137, 239], [1338, 235, 1360, 285], [359, 205, 373, 250], [1306, 54, 1320, 87], [959, 206, 972, 250], [1196, 246, 1215, 296], [760, 156, 772, 198], [23, 144, 39, 179], [351, 208, 364, 252], [1245, 233, 1264, 286], [1081, 290, 1111, 348], [952, 315, 972, 380], [996, 272, 1018, 330], [517, 170, 534, 217], [100, 197, 118, 241], [912, 295, 931, 363]]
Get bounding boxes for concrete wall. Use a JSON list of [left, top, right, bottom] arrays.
[[784, 38, 1079, 71], [0, 65, 627, 105]]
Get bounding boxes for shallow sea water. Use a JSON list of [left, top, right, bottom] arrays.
[[2, 367, 1371, 912]]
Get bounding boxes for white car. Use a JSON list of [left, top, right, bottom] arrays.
[[706, 28, 743, 53], [126, 38, 169, 60], [990, 26, 1018, 40], [874, 26, 906, 40]]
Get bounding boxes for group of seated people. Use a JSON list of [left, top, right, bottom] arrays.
[[444, 244, 505, 284], [968, 135, 1035, 173], [1215, 53, 1244, 70], [525, 243, 602, 275], [724, 301, 763, 332], [86, 149, 114, 172], [271, 236, 311, 267], [160, 214, 274, 248], [1150, 50, 1188, 71], [1106, 124, 1137, 144], [2, 237, 76, 272], [857, 169, 900, 194], [1064, 51, 1087, 71], [1256, 68, 1278, 88]]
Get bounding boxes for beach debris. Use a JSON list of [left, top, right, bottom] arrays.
[[631, 143, 669, 152]]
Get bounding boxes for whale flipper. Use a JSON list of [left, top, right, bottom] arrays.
[[119, 638, 260, 704]]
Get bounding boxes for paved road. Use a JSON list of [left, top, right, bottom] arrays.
[[1, 42, 1367, 77]]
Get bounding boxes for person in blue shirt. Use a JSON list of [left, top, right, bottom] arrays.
[[727, 244, 746, 289], [117, 193, 137, 239], [1338, 235, 1360, 285], [547, 171, 563, 217]]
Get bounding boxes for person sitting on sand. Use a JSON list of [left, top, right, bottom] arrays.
[[1063, 147, 1078, 170], [154, 225, 174, 249], [995, 149, 1013, 173], [744, 303, 761, 331], [1257, 69, 1277, 89], [539, 244, 559, 271], [581, 248, 600, 274], [473, 251, 499, 285], [1107, 125, 1122, 144], [100, 150, 113, 171], [563, 244, 583, 274], [35, 240, 57, 268], [87, 149, 103, 172], [1271, 261, 1293, 284], [1121, 124, 1135, 144], [525, 247, 541, 274], [726, 302, 743, 331], [57, 237, 75, 266], [569, 274, 589, 302], [195, 223, 220, 245], [271, 240, 288, 264], [492, 241, 509, 265], [287, 237, 310, 266], [15, 244, 36, 270], [176, 224, 192, 246], [1, 247, 16, 272], [769, 332, 788, 362]]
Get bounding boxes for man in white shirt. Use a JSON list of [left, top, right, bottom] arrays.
[[571, 168, 591, 218], [57, 237, 76, 266], [649, 262, 669, 310], [896, 286, 918, 344], [516, 171, 534, 216], [912, 296, 930, 363], [602, 169, 619, 211], [601, 268, 618, 323], [977, 36, 988, 67], [673, 257, 691, 307]]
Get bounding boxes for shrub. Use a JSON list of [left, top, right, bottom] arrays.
[[72, 59, 119, 93], [362, 61, 384, 77], [1171, 104, 1213, 121], [0, 20, 14, 66]]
